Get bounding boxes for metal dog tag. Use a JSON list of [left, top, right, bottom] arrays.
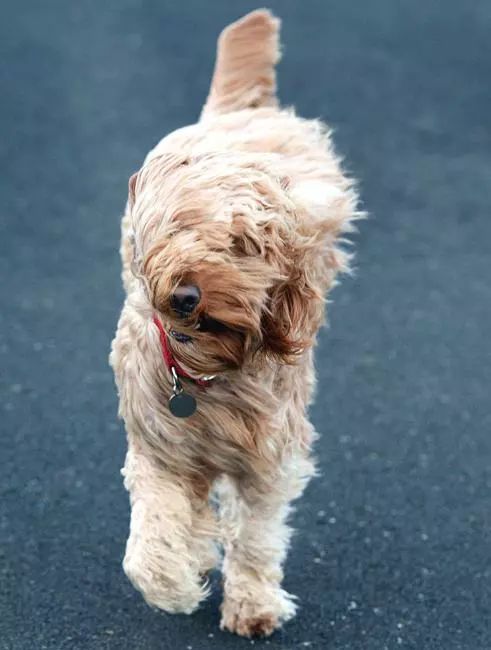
[[168, 391, 197, 418], [168, 367, 197, 418]]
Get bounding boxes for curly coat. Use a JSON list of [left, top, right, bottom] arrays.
[[110, 9, 359, 638]]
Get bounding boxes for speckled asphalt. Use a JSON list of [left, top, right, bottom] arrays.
[[1, 2, 490, 649]]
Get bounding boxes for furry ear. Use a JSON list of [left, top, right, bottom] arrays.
[[259, 217, 325, 362], [260, 177, 353, 362], [128, 172, 138, 208], [129, 153, 190, 210], [261, 267, 323, 362]]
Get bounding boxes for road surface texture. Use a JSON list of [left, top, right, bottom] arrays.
[[1, 1, 490, 649]]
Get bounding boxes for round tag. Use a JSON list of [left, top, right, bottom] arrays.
[[168, 391, 197, 418]]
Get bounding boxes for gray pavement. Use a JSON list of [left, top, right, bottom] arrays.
[[1, 1, 490, 648]]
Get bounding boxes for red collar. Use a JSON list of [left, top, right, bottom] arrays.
[[153, 315, 211, 389]]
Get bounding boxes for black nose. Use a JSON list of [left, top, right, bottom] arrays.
[[171, 285, 201, 316]]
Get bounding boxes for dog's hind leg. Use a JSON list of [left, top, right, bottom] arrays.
[[121, 441, 219, 614], [201, 10, 281, 119]]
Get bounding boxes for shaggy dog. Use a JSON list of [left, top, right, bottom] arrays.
[[110, 9, 359, 638]]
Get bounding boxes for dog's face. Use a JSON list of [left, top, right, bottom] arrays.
[[129, 152, 331, 375]]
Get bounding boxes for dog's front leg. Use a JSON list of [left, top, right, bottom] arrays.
[[121, 440, 218, 614], [219, 454, 315, 637]]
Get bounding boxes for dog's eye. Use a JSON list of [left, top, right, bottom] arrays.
[[170, 330, 192, 343]]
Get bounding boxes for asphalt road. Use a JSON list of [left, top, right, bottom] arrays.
[[1, 2, 490, 649]]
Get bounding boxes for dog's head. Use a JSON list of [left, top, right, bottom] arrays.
[[129, 152, 352, 375]]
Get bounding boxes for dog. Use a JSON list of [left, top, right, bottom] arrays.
[[110, 9, 359, 638]]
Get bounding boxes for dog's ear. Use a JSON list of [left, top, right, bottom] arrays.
[[260, 247, 323, 362], [128, 172, 138, 209], [260, 178, 354, 362], [128, 154, 190, 210]]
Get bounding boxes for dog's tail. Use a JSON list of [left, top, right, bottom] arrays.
[[201, 9, 281, 119]]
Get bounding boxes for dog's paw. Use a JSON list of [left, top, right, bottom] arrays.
[[123, 547, 207, 614], [220, 589, 296, 638]]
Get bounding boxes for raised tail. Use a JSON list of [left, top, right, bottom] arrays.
[[201, 9, 281, 119]]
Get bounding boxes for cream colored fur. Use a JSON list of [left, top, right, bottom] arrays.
[[110, 9, 360, 638]]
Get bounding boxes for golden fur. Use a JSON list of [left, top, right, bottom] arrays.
[[110, 9, 360, 638]]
